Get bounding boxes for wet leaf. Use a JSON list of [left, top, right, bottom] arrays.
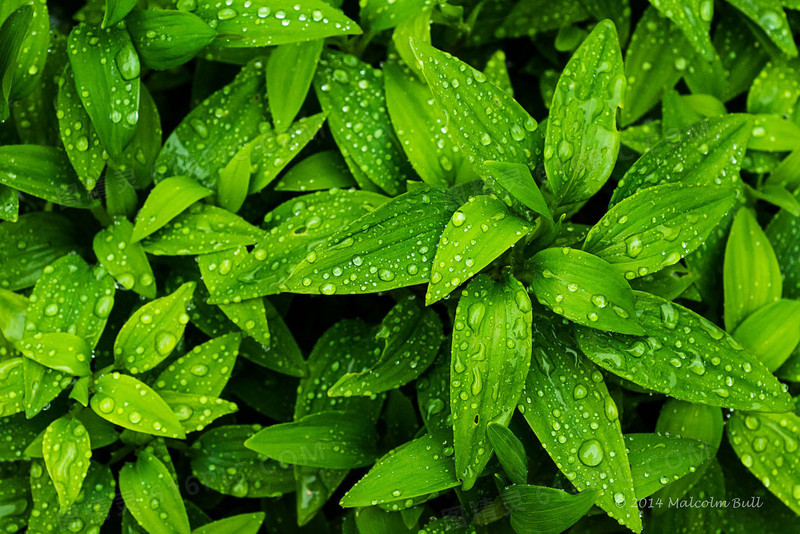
[[17, 332, 92, 377], [625, 433, 712, 498], [42, 416, 91, 510], [545, 20, 625, 204], [127, 9, 217, 70], [267, 40, 323, 131], [0, 5, 33, 121], [727, 0, 797, 57], [154, 332, 241, 396], [521, 312, 639, 531], [283, 187, 457, 296], [103, 0, 138, 28], [498, 0, 590, 40], [1, 0, 48, 102], [583, 183, 737, 280], [486, 423, 527, 485], [314, 51, 408, 195], [159, 391, 238, 434], [529, 247, 644, 335], [482, 161, 551, 220], [90, 371, 187, 439], [451, 273, 532, 490], [427, 196, 530, 305], [68, 23, 140, 158], [93, 217, 157, 298], [766, 196, 800, 299], [500, 484, 600, 534], [274, 150, 356, 192], [733, 299, 800, 371], [648, 0, 716, 61], [119, 451, 191, 534], [747, 58, 800, 115], [131, 176, 212, 243], [0, 358, 24, 417], [192, 513, 266, 534], [575, 291, 793, 412]]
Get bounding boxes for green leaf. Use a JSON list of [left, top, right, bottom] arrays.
[[0, 287, 26, 342], [329, 296, 443, 396], [216, 133, 252, 214], [611, 115, 751, 205], [42, 416, 91, 510], [625, 433, 712, 499], [486, 423, 527, 485], [94, 217, 157, 298], [428, 195, 530, 305], [190, 425, 294, 498], [575, 291, 793, 412], [245, 411, 377, 469], [648, 0, 715, 61], [728, 411, 800, 514], [114, 281, 195, 374], [57, 65, 106, 191], [90, 372, 187, 439], [727, 0, 797, 57], [120, 451, 191, 534], [766, 198, 800, 299], [314, 51, 408, 195], [103, 0, 137, 28], [1, 0, 48, 101], [497, 0, 590, 40], [192, 513, 266, 534], [246, 112, 328, 194], [545, 20, 625, 204], [0, 145, 98, 208], [0, 358, 24, 417], [159, 391, 238, 434], [584, 183, 737, 279], [68, 23, 140, 158], [155, 333, 241, 397], [0, 185, 18, 222], [628, 264, 696, 301], [484, 50, 513, 96], [483, 161, 551, 220], [127, 9, 217, 70], [383, 59, 465, 188], [131, 176, 212, 243], [340, 433, 459, 507], [529, 247, 644, 335], [662, 88, 702, 134], [748, 113, 800, 151], [521, 312, 639, 531], [267, 40, 323, 131], [500, 485, 600, 534], [748, 58, 800, 115], [16, 332, 92, 377], [0, 5, 32, 121], [24, 409, 120, 458], [194, 0, 361, 48], [723, 209, 782, 331], [239, 299, 306, 376], [283, 187, 458, 296], [274, 150, 356, 192], [360, 0, 431, 31], [734, 299, 800, 371], [154, 58, 267, 190], [451, 273, 532, 490], [412, 40, 542, 172]]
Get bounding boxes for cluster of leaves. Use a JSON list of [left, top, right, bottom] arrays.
[[2, 0, 800, 533]]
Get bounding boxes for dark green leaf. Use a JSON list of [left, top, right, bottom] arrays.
[[529, 247, 644, 335], [93, 217, 157, 298], [192, 513, 266, 534], [42, 416, 91, 510], [103, 0, 138, 28], [766, 196, 800, 299], [267, 40, 323, 131], [727, 0, 797, 57], [0, 358, 24, 417], [120, 451, 191, 534], [483, 161, 551, 220], [486, 423, 527, 485], [1, 0, 48, 101], [575, 291, 793, 412], [498, 0, 590, 40], [648, 0, 715, 61], [0, 5, 33, 121], [625, 433, 712, 498], [127, 9, 217, 70], [501, 485, 600, 534], [274, 151, 356, 192]]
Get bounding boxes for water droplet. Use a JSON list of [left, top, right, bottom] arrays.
[[467, 302, 486, 330], [578, 439, 604, 466], [156, 331, 177, 356], [115, 46, 141, 81]]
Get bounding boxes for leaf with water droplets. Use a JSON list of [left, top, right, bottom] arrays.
[[191, 424, 294, 498], [340, 432, 459, 508], [497, 0, 590, 40], [90, 372, 186, 439], [131, 176, 212, 243], [1, 0, 48, 101], [0, 145, 98, 208], [275, 150, 357, 192], [384, 58, 468, 189], [545, 20, 625, 204], [159, 391, 238, 434], [723, 208, 782, 331], [126, 9, 217, 70], [283, 187, 458, 296], [155, 333, 241, 397], [747, 58, 800, 115], [611, 115, 751, 205], [733, 299, 800, 371], [93, 217, 157, 299], [195, 0, 361, 48], [483, 161, 551, 220], [766, 194, 800, 300], [484, 49, 513, 96], [427, 195, 530, 305], [245, 411, 378, 469], [154, 58, 267, 190], [584, 183, 737, 280], [17, 332, 92, 377], [68, 23, 140, 158], [728, 411, 800, 514], [575, 291, 793, 412], [25, 408, 120, 458], [192, 512, 266, 534], [521, 311, 639, 531], [451, 273, 532, 490], [114, 282, 194, 374], [267, 39, 323, 131], [530, 247, 644, 335], [625, 433, 712, 499], [102, 0, 137, 28], [329, 296, 443, 396], [412, 40, 542, 172], [0, 358, 24, 418], [314, 51, 408, 195], [237, 299, 306, 376], [648, 0, 715, 61], [0, 185, 17, 222], [360, 0, 431, 31], [0, 5, 32, 121], [727, 0, 797, 57], [500, 484, 600, 534], [42, 416, 91, 511], [487, 423, 527, 485], [120, 451, 191, 534]]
